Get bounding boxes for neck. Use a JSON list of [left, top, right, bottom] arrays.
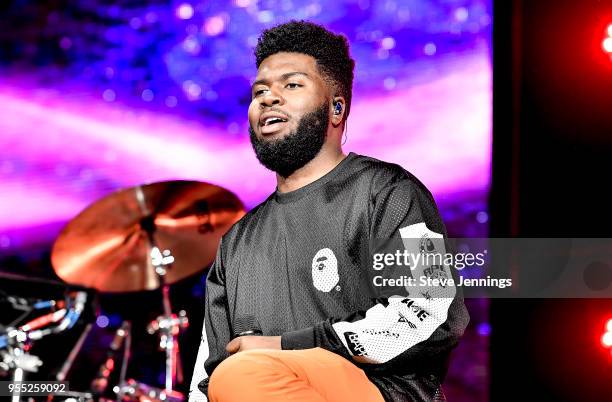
[[276, 145, 346, 193]]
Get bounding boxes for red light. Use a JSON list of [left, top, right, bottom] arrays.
[[603, 318, 612, 348], [604, 332, 612, 347], [604, 24, 612, 56], [604, 38, 612, 53]]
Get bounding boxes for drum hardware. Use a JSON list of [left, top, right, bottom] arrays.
[[19, 180, 247, 401], [89, 321, 131, 396], [116, 379, 184, 402], [146, 251, 190, 393], [132, 183, 187, 395], [117, 320, 132, 402], [0, 291, 88, 402], [1, 330, 42, 402], [51, 390, 94, 402], [57, 323, 94, 381]]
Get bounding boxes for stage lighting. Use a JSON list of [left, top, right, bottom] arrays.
[[176, 3, 194, 20], [603, 332, 612, 347], [604, 37, 612, 53], [604, 24, 612, 54], [602, 318, 612, 349]]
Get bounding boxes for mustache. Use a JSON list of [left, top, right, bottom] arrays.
[[257, 107, 291, 122], [250, 107, 292, 131]]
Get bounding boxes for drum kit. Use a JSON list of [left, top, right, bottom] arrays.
[[0, 180, 245, 401]]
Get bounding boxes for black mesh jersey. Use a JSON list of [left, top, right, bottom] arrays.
[[190, 152, 470, 402]]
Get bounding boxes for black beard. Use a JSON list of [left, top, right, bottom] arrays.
[[249, 103, 329, 178]]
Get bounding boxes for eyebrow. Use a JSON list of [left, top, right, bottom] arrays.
[[251, 72, 310, 89]]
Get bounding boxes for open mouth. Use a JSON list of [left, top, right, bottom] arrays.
[[262, 117, 288, 126]]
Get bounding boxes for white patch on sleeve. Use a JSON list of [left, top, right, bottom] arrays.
[[399, 222, 456, 301], [312, 248, 339, 292], [332, 222, 456, 364]]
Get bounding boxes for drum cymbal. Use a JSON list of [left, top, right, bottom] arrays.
[[51, 181, 245, 292]]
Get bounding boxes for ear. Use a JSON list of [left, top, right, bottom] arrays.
[[331, 96, 346, 127]]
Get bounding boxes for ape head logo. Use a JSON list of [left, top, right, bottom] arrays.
[[311, 248, 339, 292]]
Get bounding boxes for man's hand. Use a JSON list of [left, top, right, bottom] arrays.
[[225, 336, 281, 354]]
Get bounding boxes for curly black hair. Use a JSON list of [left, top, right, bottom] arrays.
[[254, 20, 355, 119]]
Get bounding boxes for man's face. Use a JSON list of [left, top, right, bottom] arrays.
[[249, 52, 330, 141], [248, 52, 332, 177]]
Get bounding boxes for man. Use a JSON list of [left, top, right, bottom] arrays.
[[190, 20, 469, 402]]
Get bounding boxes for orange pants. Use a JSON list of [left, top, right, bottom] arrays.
[[208, 347, 385, 402]]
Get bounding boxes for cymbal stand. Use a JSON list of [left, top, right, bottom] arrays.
[[135, 186, 189, 394], [115, 322, 132, 401], [148, 246, 189, 392]]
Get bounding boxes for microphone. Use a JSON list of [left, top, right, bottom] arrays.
[[232, 315, 262, 339]]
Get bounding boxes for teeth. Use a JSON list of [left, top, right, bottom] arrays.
[[264, 117, 286, 126]]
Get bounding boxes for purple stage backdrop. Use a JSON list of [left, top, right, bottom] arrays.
[[0, 1, 491, 400]]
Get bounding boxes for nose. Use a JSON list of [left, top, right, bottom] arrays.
[[260, 89, 282, 108]]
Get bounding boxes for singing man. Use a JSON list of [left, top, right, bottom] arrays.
[[190, 20, 469, 402]]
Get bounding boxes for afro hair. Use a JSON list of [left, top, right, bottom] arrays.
[[254, 20, 355, 118]]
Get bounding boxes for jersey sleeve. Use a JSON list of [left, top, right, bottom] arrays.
[[281, 170, 470, 375], [189, 241, 232, 401]]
